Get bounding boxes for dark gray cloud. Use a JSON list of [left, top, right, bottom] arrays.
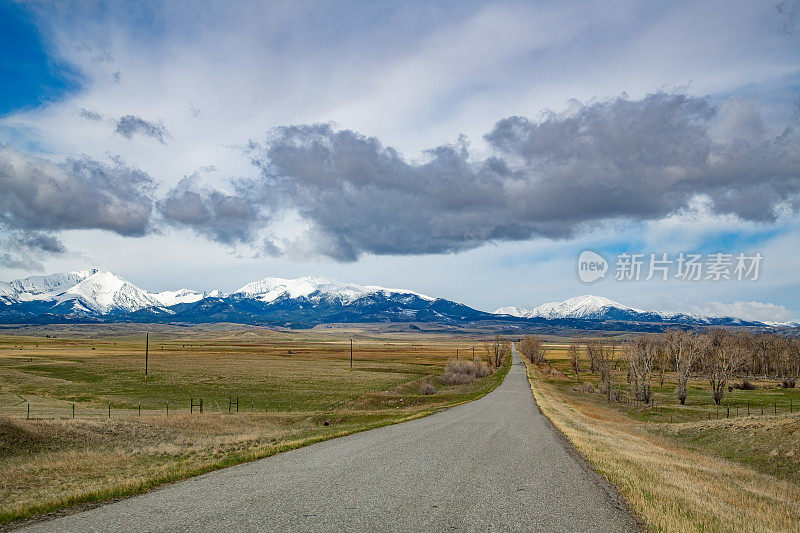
[[115, 115, 170, 144], [0, 146, 155, 237], [7, 92, 797, 265], [0, 231, 67, 271], [484, 92, 800, 225], [158, 174, 262, 245], [79, 108, 103, 121], [776, 0, 799, 33], [238, 92, 799, 261]]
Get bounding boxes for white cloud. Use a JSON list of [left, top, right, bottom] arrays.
[[691, 301, 795, 323]]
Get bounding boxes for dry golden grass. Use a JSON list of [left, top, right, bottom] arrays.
[[524, 360, 800, 533], [0, 325, 511, 525]]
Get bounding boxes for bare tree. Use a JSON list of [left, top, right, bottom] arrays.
[[482, 337, 498, 367], [778, 336, 800, 388], [586, 339, 600, 373], [702, 330, 748, 404], [483, 335, 509, 368], [497, 338, 511, 367], [568, 339, 581, 382], [584, 339, 617, 401], [673, 331, 704, 405], [628, 336, 657, 403], [518, 335, 546, 364]]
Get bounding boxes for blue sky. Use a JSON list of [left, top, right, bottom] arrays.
[[1, 0, 799, 321], [0, 2, 81, 115]]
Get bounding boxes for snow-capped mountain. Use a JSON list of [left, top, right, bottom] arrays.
[[493, 295, 761, 326], [53, 271, 162, 314], [0, 270, 486, 326], [0, 270, 190, 316], [0, 271, 792, 330], [152, 289, 210, 307], [0, 269, 96, 304], [500, 295, 643, 320], [233, 276, 434, 305]]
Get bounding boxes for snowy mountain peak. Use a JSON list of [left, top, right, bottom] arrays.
[[533, 295, 641, 318], [494, 306, 528, 318], [495, 295, 642, 320], [233, 275, 434, 304], [55, 270, 161, 314], [0, 269, 98, 301], [152, 289, 208, 307]]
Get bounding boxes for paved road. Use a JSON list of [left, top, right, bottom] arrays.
[[21, 348, 636, 532]]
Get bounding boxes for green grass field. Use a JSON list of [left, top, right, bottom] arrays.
[[0, 325, 511, 525]]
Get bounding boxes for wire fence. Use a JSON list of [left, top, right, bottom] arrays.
[[4, 381, 405, 421], [611, 393, 797, 423], [3, 396, 312, 421]]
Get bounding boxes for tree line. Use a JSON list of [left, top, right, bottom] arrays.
[[520, 330, 800, 405]]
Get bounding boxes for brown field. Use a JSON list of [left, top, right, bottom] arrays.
[[526, 341, 800, 532], [0, 324, 510, 525]]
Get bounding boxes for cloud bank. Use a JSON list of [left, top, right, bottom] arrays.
[[0, 145, 154, 268], [158, 174, 262, 245], [227, 92, 799, 260], [3, 92, 800, 266], [692, 300, 795, 323]]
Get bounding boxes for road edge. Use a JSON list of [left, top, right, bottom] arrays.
[[518, 353, 645, 531]]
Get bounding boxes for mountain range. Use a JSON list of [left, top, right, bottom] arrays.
[[492, 295, 765, 326], [0, 269, 793, 331]]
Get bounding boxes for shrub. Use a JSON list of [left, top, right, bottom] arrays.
[[440, 359, 491, 385], [539, 365, 564, 378], [598, 381, 609, 395], [420, 383, 436, 395], [574, 382, 596, 394]]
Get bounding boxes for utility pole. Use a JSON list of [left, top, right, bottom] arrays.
[[145, 332, 149, 382], [350, 338, 353, 370]]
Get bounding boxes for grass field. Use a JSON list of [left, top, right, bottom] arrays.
[[527, 341, 800, 532], [0, 324, 511, 525]]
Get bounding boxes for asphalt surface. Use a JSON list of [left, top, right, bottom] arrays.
[[21, 348, 637, 532]]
